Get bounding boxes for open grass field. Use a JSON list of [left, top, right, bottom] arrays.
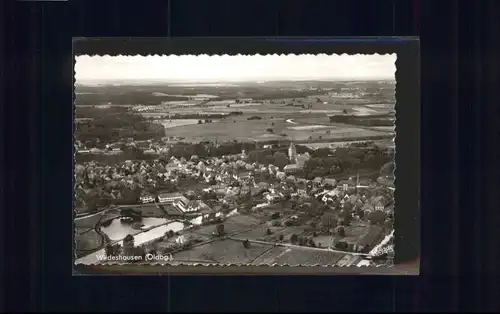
[[250, 247, 290, 265], [275, 225, 309, 241], [75, 229, 104, 252], [311, 235, 333, 248], [226, 214, 262, 226], [172, 239, 274, 264], [191, 214, 261, 236], [233, 223, 286, 241], [328, 221, 372, 245]]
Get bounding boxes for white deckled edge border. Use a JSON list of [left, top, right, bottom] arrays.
[[73, 52, 398, 269]]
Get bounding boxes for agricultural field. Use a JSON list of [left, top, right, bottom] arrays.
[[145, 112, 390, 143], [172, 239, 274, 264], [250, 247, 290, 265], [251, 247, 346, 266]]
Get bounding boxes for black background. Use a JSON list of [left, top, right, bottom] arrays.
[[3, 0, 500, 312]]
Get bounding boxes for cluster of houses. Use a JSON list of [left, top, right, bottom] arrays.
[[76, 141, 394, 228]]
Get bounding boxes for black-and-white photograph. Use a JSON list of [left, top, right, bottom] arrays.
[[74, 53, 396, 267]]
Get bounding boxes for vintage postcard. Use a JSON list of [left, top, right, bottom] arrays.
[[74, 52, 398, 270]]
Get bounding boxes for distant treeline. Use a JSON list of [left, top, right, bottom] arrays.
[[75, 87, 328, 106], [329, 114, 394, 127], [75, 107, 164, 145], [164, 111, 243, 120], [75, 92, 189, 106]]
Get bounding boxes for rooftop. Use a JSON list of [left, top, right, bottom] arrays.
[[158, 192, 183, 198]]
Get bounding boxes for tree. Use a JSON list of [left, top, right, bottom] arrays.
[[340, 209, 353, 226], [243, 239, 251, 248], [273, 152, 289, 169], [279, 234, 284, 241], [134, 247, 146, 261], [290, 234, 299, 244], [266, 128, 274, 133], [198, 120, 203, 124], [335, 240, 348, 250], [105, 243, 121, 256], [312, 148, 333, 158], [167, 230, 175, 238], [368, 210, 386, 225], [309, 239, 316, 247], [358, 209, 365, 219], [336, 226, 346, 237], [266, 228, 273, 235], [216, 223, 225, 236]]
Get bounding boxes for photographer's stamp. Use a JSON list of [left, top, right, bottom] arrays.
[[74, 52, 398, 269]]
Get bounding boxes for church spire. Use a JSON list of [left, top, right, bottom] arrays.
[[288, 142, 298, 164]]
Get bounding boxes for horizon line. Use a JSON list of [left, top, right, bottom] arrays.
[[76, 77, 395, 84]]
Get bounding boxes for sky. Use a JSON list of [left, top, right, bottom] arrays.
[[75, 54, 396, 83]]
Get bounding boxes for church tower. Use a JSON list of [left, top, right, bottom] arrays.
[[288, 142, 298, 164]]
